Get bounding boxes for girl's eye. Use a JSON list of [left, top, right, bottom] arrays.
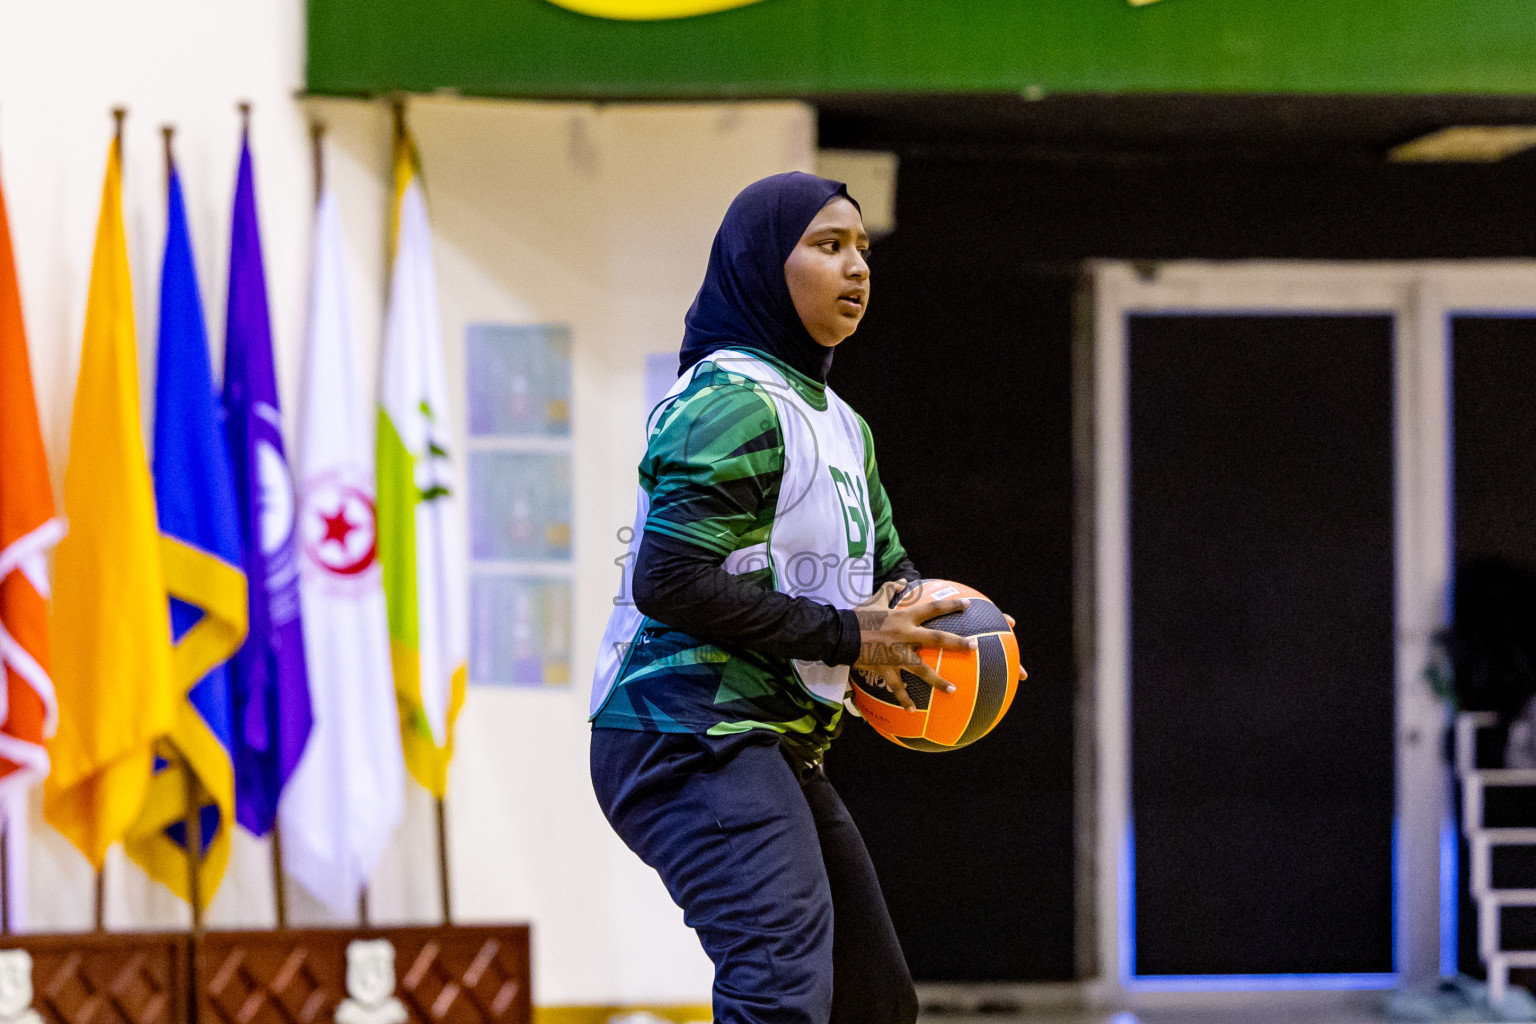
[[859, 247, 872, 261], [818, 239, 839, 253]]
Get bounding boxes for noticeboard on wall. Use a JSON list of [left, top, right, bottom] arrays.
[[465, 323, 574, 687]]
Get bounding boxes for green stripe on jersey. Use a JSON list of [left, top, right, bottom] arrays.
[[641, 361, 782, 556]]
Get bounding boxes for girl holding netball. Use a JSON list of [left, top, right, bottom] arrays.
[[590, 173, 1005, 1024]]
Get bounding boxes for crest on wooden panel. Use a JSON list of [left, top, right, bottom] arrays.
[[0, 951, 41, 1024], [336, 941, 407, 1024]]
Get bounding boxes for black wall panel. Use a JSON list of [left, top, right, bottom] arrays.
[[826, 220, 1078, 983]]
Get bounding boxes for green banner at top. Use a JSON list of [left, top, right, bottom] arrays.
[[308, 0, 1536, 98]]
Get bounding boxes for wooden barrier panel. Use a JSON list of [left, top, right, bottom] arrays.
[[195, 927, 531, 1024], [0, 926, 527, 1024], [3, 933, 191, 1024]]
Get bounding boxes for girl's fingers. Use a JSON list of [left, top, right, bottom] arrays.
[[908, 661, 956, 694], [858, 579, 905, 613], [861, 580, 902, 611], [999, 613, 1023, 678], [909, 596, 969, 620], [881, 668, 918, 711], [923, 628, 976, 652]]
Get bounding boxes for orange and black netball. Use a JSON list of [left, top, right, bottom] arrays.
[[850, 579, 1022, 751]]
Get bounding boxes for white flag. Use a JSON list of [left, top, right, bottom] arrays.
[[281, 185, 405, 916]]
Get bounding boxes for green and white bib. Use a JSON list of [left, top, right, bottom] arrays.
[[590, 348, 908, 761]]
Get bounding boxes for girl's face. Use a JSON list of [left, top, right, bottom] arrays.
[[784, 197, 870, 349]]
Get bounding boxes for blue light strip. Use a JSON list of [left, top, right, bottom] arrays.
[[1441, 790, 1460, 976], [1124, 973, 1400, 993]]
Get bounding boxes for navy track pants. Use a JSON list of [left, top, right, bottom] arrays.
[[591, 727, 917, 1024]]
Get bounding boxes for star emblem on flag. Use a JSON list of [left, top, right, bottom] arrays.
[[302, 476, 379, 579]]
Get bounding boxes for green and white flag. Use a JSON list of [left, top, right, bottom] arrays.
[[377, 124, 466, 799]]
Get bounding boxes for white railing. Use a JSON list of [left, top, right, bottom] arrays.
[[1457, 711, 1536, 1007]]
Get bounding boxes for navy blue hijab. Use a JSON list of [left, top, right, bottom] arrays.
[[678, 172, 859, 385]]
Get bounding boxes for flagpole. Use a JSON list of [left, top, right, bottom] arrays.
[[270, 822, 288, 929], [387, 97, 454, 927], [1, 819, 10, 935], [184, 766, 204, 932], [390, 97, 406, 261], [387, 98, 454, 926], [0, 106, 8, 941], [162, 124, 175, 186], [89, 104, 128, 937], [310, 119, 325, 201], [391, 96, 406, 150], [237, 96, 294, 933], [161, 125, 206, 934], [160, 122, 207, 935], [308, 125, 335, 933], [436, 795, 452, 924], [309, 118, 377, 934]]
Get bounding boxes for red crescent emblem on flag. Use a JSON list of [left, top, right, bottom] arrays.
[[302, 479, 378, 578]]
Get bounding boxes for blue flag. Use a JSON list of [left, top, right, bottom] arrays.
[[126, 163, 247, 907], [224, 128, 313, 835]]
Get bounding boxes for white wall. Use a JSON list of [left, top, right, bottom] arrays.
[[1, 0, 815, 1006]]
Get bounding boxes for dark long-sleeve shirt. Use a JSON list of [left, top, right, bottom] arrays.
[[632, 528, 920, 667]]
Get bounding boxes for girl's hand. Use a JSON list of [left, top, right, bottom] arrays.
[[1003, 614, 1030, 683], [851, 579, 974, 711]]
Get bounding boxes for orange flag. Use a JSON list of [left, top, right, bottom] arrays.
[[0, 154, 64, 791]]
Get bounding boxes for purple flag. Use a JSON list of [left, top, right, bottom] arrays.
[[223, 128, 313, 835]]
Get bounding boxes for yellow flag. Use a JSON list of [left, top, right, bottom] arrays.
[[44, 139, 175, 869]]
